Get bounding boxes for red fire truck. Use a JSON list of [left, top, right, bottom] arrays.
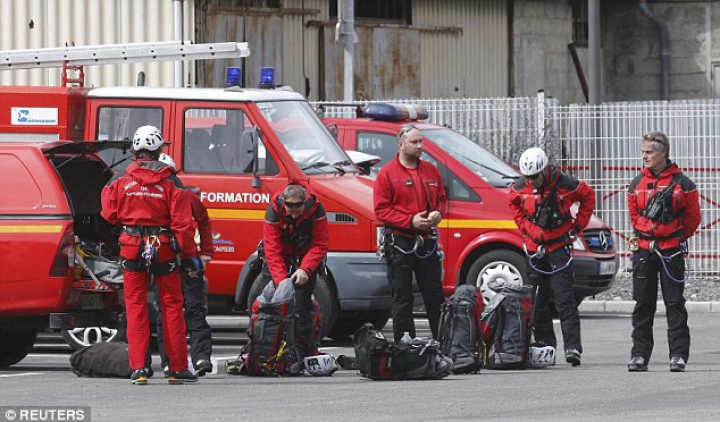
[[0, 42, 390, 364], [324, 103, 618, 305]]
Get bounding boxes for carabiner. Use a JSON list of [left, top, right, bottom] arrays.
[[628, 236, 639, 252]]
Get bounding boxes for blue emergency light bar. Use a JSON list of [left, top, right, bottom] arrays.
[[225, 67, 242, 87], [259, 67, 276, 89], [363, 103, 429, 122]]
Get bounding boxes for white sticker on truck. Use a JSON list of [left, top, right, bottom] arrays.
[[201, 192, 270, 204], [11, 107, 59, 125]]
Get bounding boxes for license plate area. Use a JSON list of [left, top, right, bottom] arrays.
[[79, 293, 105, 310], [599, 261, 617, 276]]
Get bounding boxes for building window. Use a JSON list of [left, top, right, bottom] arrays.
[[571, 0, 588, 46], [329, 0, 411, 24]]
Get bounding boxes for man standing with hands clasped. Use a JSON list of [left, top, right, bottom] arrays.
[[627, 132, 701, 373], [374, 124, 446, 344]]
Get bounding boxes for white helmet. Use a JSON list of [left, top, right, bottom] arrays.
[[158, 153, 176, 170], [303, 355, 338, 376], [132, 125, 164, 152], [518, 147, 548, 176], [527, 345, 556, 369]]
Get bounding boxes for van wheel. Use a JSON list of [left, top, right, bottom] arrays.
[[467, 249, 527, 305], [0, 329, 38, 367], [247, 273, 338, 340], [61, 326, 126, 351], [328, 310, 391, 340]]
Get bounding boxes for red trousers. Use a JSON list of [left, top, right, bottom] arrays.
[[120, 234, 188, 372]]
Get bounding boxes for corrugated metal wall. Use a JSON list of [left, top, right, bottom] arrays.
[[201, 0, 507, 100], [282, 0, 325, 99], [0, 0, 509, 98], [0, 0, 195, 87], [414, 0, 508, 98]]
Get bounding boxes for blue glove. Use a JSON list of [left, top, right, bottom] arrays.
[[182, 257, 202, 273]]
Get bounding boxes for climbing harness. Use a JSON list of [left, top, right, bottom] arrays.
[[651, 240, 689, 283], [524, 241, 573, 275]]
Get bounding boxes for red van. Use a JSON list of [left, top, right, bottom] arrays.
[[324, 103, 618, 304], [0, 140, 124, 365]]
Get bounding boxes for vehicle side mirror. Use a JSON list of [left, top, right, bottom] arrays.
[[326, 123, 338, 140], [250, 126, 262, 188], [346, 150, 380, 177]]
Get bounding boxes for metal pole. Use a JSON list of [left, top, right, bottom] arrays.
[[339, 0, 355, 101], [588, 0, 601, 105], [588, 0, 602, 209], [173, 0, 183, 87]]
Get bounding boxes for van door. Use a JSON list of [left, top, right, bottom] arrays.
[[172, 103, 287, 297]]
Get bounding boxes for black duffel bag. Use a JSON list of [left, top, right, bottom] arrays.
[[70, 341, 133, 378], [353, 323, 452, 380]]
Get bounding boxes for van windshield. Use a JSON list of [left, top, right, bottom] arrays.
[[422, 128, 520, 188], [257, 101, 355, 175]]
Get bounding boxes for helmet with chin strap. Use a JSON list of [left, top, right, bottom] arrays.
[[132, 125, 164, 152], [158, 153, 177, 171], [518, 147, 548, 177], [303, 354, 338, 376], [527, 345, 556, 369]]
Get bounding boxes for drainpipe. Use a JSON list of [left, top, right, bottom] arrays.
[[173, 0, 184, 87], [639, 0, 670, 100]]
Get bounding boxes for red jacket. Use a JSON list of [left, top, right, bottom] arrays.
[[189, 191, 213, 257], [263, 185, 330, 284], [374, 154, 447, 235], [508, 165, 595, 253], [627, 162, 701, 250], [101, 160, 196, 259]]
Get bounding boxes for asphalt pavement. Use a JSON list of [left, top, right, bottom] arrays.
[[2, 310, 720, 422]]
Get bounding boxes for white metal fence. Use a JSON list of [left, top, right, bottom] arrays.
[[315, 97, 720, 275]]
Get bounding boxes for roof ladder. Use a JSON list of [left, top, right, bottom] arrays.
[[0, 40, 250, 85]]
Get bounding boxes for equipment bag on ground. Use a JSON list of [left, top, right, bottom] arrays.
[[353, 323, 453, 380], [227, 278, 322, 376], [481, 285, 533, 369], [438, 284, 485, 374], [70, 341, 133, 378]]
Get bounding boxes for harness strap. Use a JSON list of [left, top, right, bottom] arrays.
[[122, 225, 172, 236], [525, 232, 571, 247], [121, 257, 178, 275], [635, 230, 684, 242]]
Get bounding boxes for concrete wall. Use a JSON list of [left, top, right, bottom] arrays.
[[512, 0, 587, 105], [603, 0, 714, 101]]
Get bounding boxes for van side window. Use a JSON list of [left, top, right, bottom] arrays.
[[423, 153, 480, 203], [183, 108, 278, 175], [355, 132, 397, 168], [96, 106, 163, 174]]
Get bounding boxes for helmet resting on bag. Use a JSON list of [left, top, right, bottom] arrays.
[[158, 153, 177, 171], [518, 147, 548, 176], [132, 125, 164, 152], [303, 355, 338, 376], [527, 345, 556, 369]]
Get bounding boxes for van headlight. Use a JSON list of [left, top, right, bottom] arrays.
[[572, 236, 586, 251]]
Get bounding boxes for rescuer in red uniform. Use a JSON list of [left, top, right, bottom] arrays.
[[262, 183, 330, 363], [374, 125, 446, 344], [626, 132, 701, 373], [101, 125, 198, 385], [509, 147, 595, 367]]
